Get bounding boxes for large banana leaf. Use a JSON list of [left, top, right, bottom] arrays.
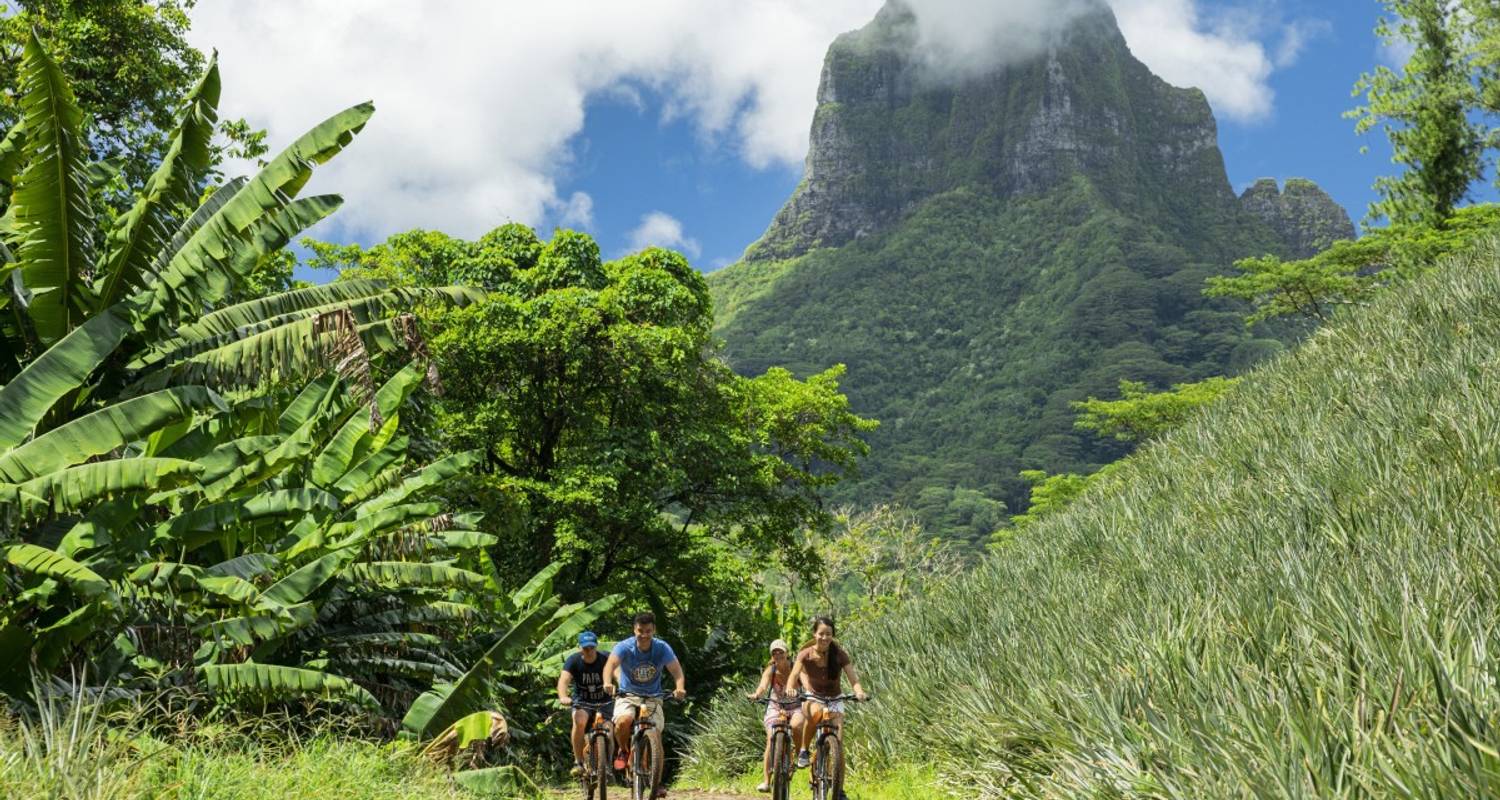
[[172, 194, 345, 319], [400, 597, 561, 740], [532, 594, 624, 670], [202, 602, 316, 646], [153, 488, 340, 551], [205, 552, 281, 582], [360, 450, 483, 515], [0, 305, 135, 451], [509, 561, 563, 611], [343, 561, 489, 592], [334, 435, 408, 498], [167, 280, 391, 349], [95, 57, 219, 310], [276, 373, 340, 436], [0, 119, 26, 189], [258, 549, 353, 608], [127, 312, 398, 395], [147, 102, 373, 322], [126, 561, 258, 605], [0, 386, 226, 482], [329, 654, 462, 683], [138, 284, 477, 377], [310, 362, 425, 487], [13, 30, 95, 343], [451, 767, 536, 797], [10, 458, 202, 515], [141, 175, 246, 290], [4, 543, 111, 599], [198, 662, 378, 711], [316, 501, 442, 554]]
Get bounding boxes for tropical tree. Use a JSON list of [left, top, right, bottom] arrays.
[[1349, 0, 1491, 228], [0, 0, 267, 202]]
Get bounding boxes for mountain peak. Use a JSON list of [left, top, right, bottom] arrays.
[[744, 1, 1227, 261], [743, 2, 1341, 263]]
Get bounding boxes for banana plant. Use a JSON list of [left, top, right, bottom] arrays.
[[0, 35, 495, 715]]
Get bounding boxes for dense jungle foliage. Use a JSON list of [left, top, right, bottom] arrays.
[[0, 24, 873, 793]]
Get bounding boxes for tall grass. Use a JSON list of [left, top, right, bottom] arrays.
[[0, 686, 469, 800], [691, 237, 1500, 797]]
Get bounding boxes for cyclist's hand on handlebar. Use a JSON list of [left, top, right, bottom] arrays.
[[602, 682, 616, 696], [854, 689, 869, 702], [559, 696, 574, 707], [673, 687, 687, 701], [745, 691, 760, 701]]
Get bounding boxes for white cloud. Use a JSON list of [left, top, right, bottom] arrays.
[[628, 212, 700, 258], [1110, 0, 1275, 121], [550, 191, 594, 230], [189, 1, 1309, 243], [1274, 18, 1331, 69]]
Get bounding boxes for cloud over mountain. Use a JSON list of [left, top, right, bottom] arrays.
[[190, 1, 1312, 243]]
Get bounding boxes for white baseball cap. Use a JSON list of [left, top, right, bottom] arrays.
[[770, 639, 790, 654]]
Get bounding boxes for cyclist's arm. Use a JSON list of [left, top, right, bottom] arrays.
[[556, 667, 573, 704], [842, 660, 868, 701], [602, 652, 621, 695], [746, 663, 773, 699], [666, 659, 686, 699], [786, 655, 807, 696]]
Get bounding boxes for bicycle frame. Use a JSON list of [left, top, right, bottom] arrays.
[[619, 692, 676, 800], [804, 693, 863, 800], [755, 696, 800, 800], [570, 700, 614, 800]]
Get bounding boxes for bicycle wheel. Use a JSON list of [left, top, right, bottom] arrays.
[[629, 732, 652, 800], [643, 728, 664, 797], [826, 734, 844, 800], [590, 735, 610, 800], [770, 730, 791, 800], [814, 735, 840, 800]]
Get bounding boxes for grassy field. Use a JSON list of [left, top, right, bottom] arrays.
[[691, 237, 1500, 797], [0, 695, 470, 800]]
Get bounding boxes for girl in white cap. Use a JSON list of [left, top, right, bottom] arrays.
[[745, 638, 797, 793]]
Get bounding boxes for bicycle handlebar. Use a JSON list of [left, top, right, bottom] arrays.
[[563, 698, 614, 710], [750, 695, 803, 707], [804, 692, 869, 704], [618, 690, 683, 702]]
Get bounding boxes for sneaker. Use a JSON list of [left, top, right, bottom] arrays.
[[652, 788, 669, 799], [756, 781, 770, 793], [795, 749, 810, 769], [570, 762, 584, 777], [613, 750, 628, 771]]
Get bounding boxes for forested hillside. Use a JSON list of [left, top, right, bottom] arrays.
[[709, 1, 1353, 544]]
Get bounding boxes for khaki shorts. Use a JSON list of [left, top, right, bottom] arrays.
[[613, 695, 666, 732]]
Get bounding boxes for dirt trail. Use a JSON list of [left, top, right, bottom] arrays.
[[546, 788, 752, 800]]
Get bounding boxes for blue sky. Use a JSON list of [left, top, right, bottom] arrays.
[[190, 1, 1495, 281]]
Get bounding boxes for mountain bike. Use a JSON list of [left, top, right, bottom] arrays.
[[805, 693, 865, 800], [618, 691, 680, 800], [567, 699, 615, 800], [753, 695, 802, 800]]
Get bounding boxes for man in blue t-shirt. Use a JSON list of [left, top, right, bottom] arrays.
[[603, 611, 686, 789]]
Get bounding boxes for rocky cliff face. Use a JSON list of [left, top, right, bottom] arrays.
[[1238, 178, 1356, 258], [745, 1, 1347, 263]]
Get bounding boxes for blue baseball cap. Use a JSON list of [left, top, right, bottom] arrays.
[[578, 631, 599, 648]]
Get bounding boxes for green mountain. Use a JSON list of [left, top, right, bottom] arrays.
[[708, 1, 1352, 545]]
